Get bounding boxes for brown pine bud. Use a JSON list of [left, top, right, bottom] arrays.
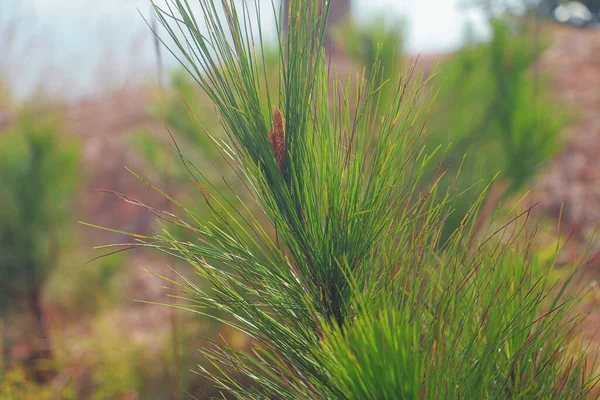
[[270, 107, 285, 173]]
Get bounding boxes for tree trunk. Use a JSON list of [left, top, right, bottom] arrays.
[[0, 317, 7, 371], [27, 289, 54, 384]]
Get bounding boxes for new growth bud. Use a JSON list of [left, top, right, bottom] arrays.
[[269, 107, 285, 174]]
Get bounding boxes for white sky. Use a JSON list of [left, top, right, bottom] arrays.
[[19, 0, 488, 51], [2, 0, 489, 99]]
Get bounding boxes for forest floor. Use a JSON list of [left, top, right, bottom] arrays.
[[530, 24, 600, 249]]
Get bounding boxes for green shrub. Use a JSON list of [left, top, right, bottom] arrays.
[[82, 317, 148, 400], [0, 111, 80, 307], [332, 14, 406, 118], [46, 250, 125, 315], [0, 108, 80, 381], [333, 15, 405, 81], [0, 366, 73, 400], [130, 45, 281, 184], [129, 71, 223, 183], [94, 1, 596, 398], [428, 18, 568, 242]]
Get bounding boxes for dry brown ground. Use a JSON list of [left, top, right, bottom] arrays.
[[530, 25, 600, 245], [527, 26, 600, 353]]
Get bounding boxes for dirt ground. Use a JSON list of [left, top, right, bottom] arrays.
[[528, 25, 600, 350], [530, 25, 600, 247]]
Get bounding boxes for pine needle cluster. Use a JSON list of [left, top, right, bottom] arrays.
[[91, 1, 599, 398]]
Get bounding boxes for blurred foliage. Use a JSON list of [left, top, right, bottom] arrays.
[[0, 366, 74, 400], [0, 106, 80, 384], [333, 15, 405, 80], [336, 16, 566, 243], [0, 110, 80, 311], [427, 18, 568, 241], [47, 306, 234, 399], [46, 251, 126, 315], [333, 15, 405, 109], [130, 47, 280, 183], [0, 82, 10, 108], [46, 311, 163, 399], [127, 80, 236, 247], [130, 71, 222, 183], [80, 319, 148, 400], [460, 0, 600, 21], [128, 51, 280, 242], [460, 0, 544, 15]]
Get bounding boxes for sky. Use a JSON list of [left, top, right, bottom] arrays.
[[1, 0, 489, 100]]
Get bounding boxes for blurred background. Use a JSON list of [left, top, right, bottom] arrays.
[[1, 0, 600, 398]]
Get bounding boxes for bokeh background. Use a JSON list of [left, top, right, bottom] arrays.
[[2, 0, 600, 398]]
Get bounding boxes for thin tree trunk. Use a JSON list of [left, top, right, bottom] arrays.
[[0, 317, 7, 371], [27, 289, 54, 384]]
